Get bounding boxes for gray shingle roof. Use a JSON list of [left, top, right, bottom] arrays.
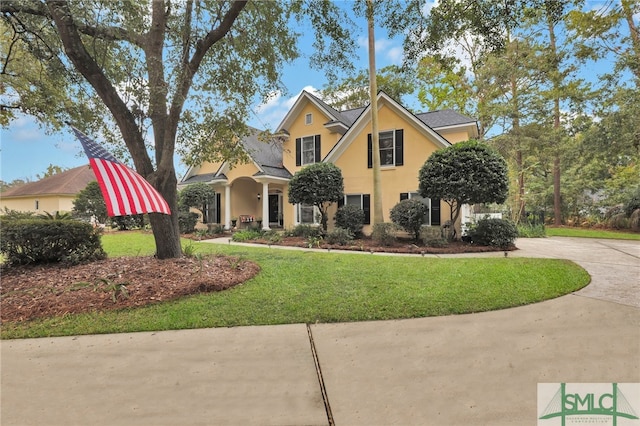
[[305, 91, 365, 127], [308, 90, 475, 130], [415, 109, 476, 128], [1, 165, 95, 197], [180, 173, 223, 184], [254, 166, 292, 179], [241, 127, 284, 170]]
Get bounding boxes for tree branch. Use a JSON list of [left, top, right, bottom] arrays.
[[45, 0, 154, 176], [164, 0, 248, 167], [1, 0, 49, 17], [2, 0, 144, 47], [76, 23, 144, 47]]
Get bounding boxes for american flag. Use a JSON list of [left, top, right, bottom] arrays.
[[72, 127, 171, 216]]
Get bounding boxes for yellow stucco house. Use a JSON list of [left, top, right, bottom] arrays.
[[179, 91, 478, 234], [0, 165, 95, 215]]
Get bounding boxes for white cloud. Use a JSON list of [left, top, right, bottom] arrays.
[[252, 85, 322, 130], [255, 90, 283, 114], [356, 36, 404, 66], [5, 115, 43, 143]]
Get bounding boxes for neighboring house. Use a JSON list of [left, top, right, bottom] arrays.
[[179, 91, 478, 233], [0, 165, 96, 215]]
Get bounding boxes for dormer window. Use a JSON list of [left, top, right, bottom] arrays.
[[305, 113, 312, 125]]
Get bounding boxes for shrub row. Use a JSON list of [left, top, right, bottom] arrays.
[[0, 219, 106, 266]]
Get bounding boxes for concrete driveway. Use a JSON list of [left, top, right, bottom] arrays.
[[1, 237, 638, 425]]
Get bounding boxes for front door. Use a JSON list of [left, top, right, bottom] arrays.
[[268, 194, 280, 225]]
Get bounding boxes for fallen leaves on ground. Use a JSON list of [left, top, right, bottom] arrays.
[[0, 255, 260, 323]]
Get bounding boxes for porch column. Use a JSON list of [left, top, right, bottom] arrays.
[[224, 184, 231, 230], [261, 182, 270, 230]]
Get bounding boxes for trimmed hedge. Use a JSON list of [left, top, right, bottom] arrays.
[[468, 218, 518, 249], [0, 218, 106, 265], [390, 199, 428, 241], [334, 204, 365, 237]]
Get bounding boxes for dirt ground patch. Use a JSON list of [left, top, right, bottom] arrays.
[[1, 255, 260, 324]]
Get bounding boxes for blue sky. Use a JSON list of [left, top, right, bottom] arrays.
[[0, 11, 404, 183]]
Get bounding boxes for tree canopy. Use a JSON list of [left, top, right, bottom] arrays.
[[0, 0, 357, 258], [178, 183, 216, 217], [419, 140, 508, 238], [288, 162, 344, 231]]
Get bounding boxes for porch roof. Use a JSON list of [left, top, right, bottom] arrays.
[[254, 165, 291, 179], [180, 173, 227, 185]]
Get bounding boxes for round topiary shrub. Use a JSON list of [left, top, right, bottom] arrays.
[[390, 199, 428, 241], [334, 204, 365, 237], [468, 218, 518, 249], [0, 218, 106, 266]]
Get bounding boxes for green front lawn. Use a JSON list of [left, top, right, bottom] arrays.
[[546, 226, 640, 240], [1, 232, 590, 339]]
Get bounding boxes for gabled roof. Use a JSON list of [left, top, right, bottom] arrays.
[[179, 127, 291, 184], [1, 165, 95, 197], [278, 90, 477, 139], [277, 91, 360, 133], [324, 91, 453, 163]]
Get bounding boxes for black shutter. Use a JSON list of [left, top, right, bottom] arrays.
[[314, 135, 321, 162], [338, 197, 344, 208], [362, 194, 371, 225], [367, 134, 373, 169], [395, 129, 404, 166], [216, 193, 221, 224], [295, 138, 301, 166], [400, 192, 409, 201], [431, 198, 441, 226]]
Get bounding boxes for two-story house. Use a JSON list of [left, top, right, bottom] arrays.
[[179, 90, 478, 234]]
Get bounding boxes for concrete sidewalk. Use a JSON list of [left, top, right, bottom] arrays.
[[2, 237, 639, 425]]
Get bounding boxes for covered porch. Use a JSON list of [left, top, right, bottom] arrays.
[[211, 176, 288, 231]]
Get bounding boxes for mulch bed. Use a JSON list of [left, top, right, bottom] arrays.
[[0, 255, 260, 324], [246, 236, 515, 255]]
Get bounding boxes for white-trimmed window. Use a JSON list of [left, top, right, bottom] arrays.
[[302, 136, 315, 165], [379, 130, 395, 166], [297, 203, 320, 225], [296, 135, 321, 166], [367, 129, 403, 168], [305, 113, 313, 125]]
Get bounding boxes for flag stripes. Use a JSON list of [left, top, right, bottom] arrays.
[[72, 127, 171, 217]]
